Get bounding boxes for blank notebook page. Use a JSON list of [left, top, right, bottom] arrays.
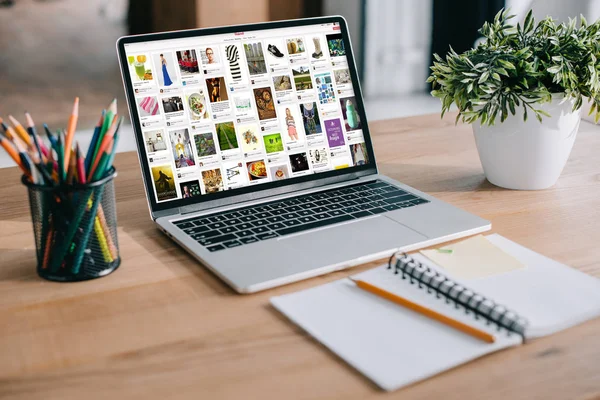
[[413, 234, 600, 338], [271, 266, 522, 392]]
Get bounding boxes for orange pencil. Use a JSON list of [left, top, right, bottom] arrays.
[[66, 149, 77, 185], [63, 97, 79, 173], [350, 278, 496, 344], [8, 115, 32, 146], [0, 133, 27, 174]]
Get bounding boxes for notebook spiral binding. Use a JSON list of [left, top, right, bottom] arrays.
[[388, 252, 529, 339]]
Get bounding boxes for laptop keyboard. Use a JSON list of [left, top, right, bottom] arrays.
[[172, 180, 429, 252]]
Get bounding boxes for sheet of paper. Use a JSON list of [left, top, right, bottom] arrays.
[[420, 235, 525, 280]]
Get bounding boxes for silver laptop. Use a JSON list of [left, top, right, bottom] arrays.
[[117, 16, 490, 293]]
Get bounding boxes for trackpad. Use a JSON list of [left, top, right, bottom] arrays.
[[279, 216, 427, 267]]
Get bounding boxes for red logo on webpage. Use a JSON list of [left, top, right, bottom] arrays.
[[234, 32, 244, 36], [333, 26, 341, 31]]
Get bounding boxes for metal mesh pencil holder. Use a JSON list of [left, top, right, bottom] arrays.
[[23, 168, 120, 282]]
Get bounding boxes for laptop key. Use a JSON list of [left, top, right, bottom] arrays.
[[235, 230, 254, 238], [192, 230, 220, 240], [280, 212, 299, 219], [340, 200, 357, 207], [198, 234, 237, 246], [239, 215, 257, 223], [208, 215, 227, 222], [236, 222, 254, 230], [252, 226, 269, 234], [357, 204, 372, 211], [400, 202, 416, 208], [184, 225, 210, 234], [327, 203, 342, 210], [220, 226, 237, 234], [328, 209, 345, 217], [313, 200, 330, 206], [223, 240, 243, 248], [313, 206, 329, 214], [369, 207, 387, 214], [384, 204, 401, 211], [351, 211, 373, 219], [283, 219, 302, 227], [314, 213, 330, 220], [192, 218, 211, 226], [207, 222, 227, 230], [381, 190, 408, 199], [276, 215, 354, 236], [207, 244, 225, 252], [255, 212, 272, 219], [225, 218, 241, 226], [285, 205, 302, 212], [227, 211, 243, 219], [176, 222, 194, 229], [270, 208, 287, 215], [343, 206, 360, 213], [387, 194, 419, 204], [267, 222, 286, 230], [298, 216, 317, 223], [240, 237, 259, 244], [297, 209, 313, 217], [411, 198, 429, 205], [257, 232, 279, 240], [252, 220, 268, 227], [238, 209, 253, 216], [254, 205, 272, 212], [266, 216, 284, 223]]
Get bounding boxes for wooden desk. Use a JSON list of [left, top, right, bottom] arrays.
[[1, 114, 599, 400]]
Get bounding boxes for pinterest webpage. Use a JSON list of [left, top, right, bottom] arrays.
[[124, 22, 369, 203]]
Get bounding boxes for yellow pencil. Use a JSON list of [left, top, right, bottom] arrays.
[[350, 278, 496, 343], [8, 115, 32, 146], [94, 217, 114, 263]]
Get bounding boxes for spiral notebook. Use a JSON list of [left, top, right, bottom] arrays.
[[271, 234, 600, 391]]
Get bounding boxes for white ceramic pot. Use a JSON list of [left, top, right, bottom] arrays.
[[472, 96, 581, 190]]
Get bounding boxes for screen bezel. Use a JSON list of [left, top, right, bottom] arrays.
[[117, 15, 377, 214]]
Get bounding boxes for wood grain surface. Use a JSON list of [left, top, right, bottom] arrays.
[[0, 114, 599, 400]]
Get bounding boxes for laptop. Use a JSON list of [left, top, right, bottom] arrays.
[[116, 16, 490, 293]]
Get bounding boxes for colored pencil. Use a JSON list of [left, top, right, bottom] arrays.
[[85, 111, 105, 173], [88, 116, 121, 180], [350, 278, 496, 344], [25, 112, 49, 160], [76, 143, 86, 184], [66, 149, 77, 185], [0, 132, 27, 174], [56, 131, 65, 184], [91, 99, 116, 170], [63, 97, 79, 173], [8, 115, 32, 146], [1, 119, 16, 141], [105, 129, 120, 172]]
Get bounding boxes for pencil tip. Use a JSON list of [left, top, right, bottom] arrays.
[[25, 113, 34, 128], [72, 97, 80, 116]]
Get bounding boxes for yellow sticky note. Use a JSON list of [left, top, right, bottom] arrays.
[[420, 235, 525, 280]]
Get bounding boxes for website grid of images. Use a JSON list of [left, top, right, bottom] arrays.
[[126, 24, 369, 203]]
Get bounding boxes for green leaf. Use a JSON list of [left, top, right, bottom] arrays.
[[498, 59, 516, 70], [524, 10, 534, 33], [547, 65, 561, 74], [478, 71, 490, 84]]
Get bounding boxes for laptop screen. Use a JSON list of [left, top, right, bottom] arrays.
[[122, 20, 371, 204]]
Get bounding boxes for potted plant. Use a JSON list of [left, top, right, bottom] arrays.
[[428, 10, 600, 190]]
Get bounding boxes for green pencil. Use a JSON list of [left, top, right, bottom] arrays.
[[55, 130, 65, 184]]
